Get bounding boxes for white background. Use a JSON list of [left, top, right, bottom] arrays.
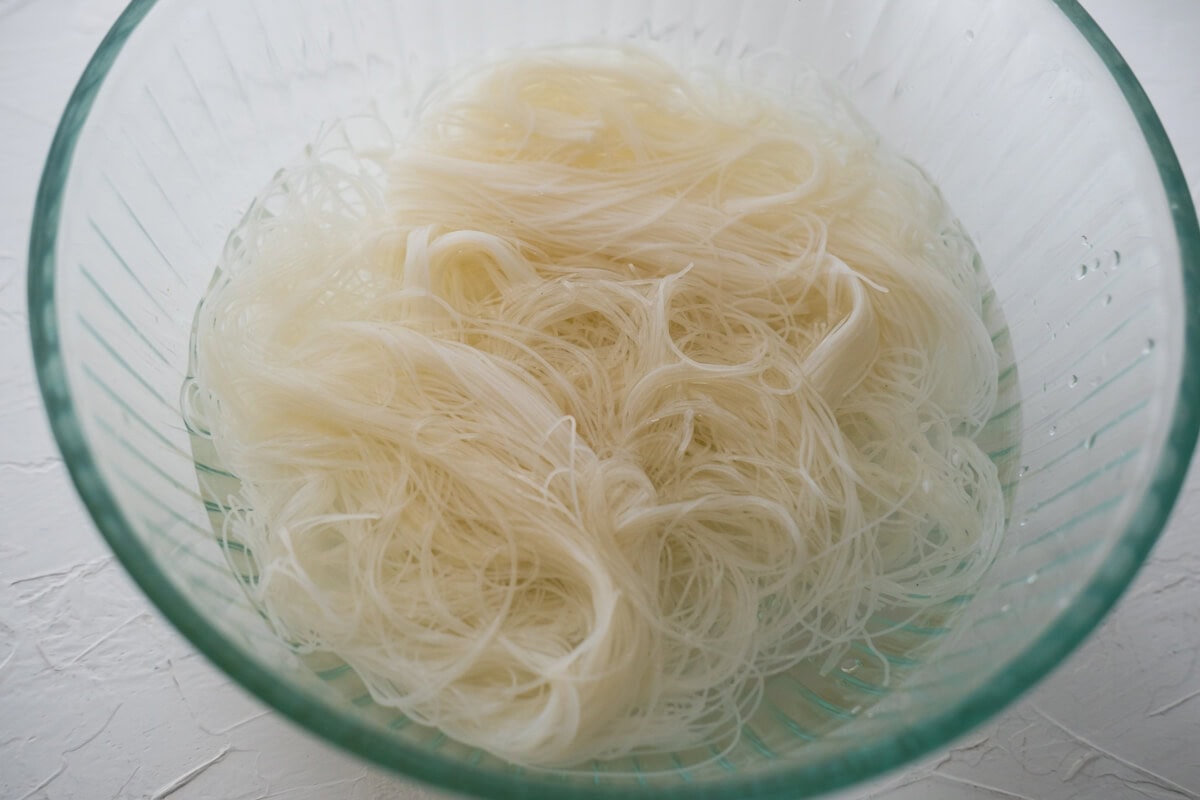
[[2, 2, 1197, 798]]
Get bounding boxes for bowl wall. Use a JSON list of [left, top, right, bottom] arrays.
[[29, 1, 1199, 798]]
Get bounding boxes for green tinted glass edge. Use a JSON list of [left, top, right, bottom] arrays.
[[27, 1, 1200, 798]]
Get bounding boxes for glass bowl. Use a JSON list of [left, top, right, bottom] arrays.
[[28, 1, 1200, 798]]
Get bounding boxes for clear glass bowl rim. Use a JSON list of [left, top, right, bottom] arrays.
[[26, 1, 1200, 798]]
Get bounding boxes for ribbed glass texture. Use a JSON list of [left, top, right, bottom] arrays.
[[28, 1, 1200, 798]]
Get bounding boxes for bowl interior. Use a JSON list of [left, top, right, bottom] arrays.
[[29, 1, 1199, 798]]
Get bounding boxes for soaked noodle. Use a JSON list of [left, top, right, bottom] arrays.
[[187, 46, 1002, 766]]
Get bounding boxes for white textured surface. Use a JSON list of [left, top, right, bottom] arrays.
[[1, 1, 1197, 798]]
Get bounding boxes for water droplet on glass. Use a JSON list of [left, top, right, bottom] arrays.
[[839, 658, 861, 674], [1019, 465, 1030, 476], [1049, 425, 1057, 437], [1104, 294, 1113, 306], [1113, 250, 1121, 266], [1077, 263, 1088, 279], [850, 705, 863, 715], [1081, 235, 1090, 248], [1086, 432, 1098, 449], [950, 449, 962, 467], [1144, 339, 1156, 353], [965, 29, 975, 40], [1018, 517, 1028, 528], [1069, 375, 1078, 388], [921, 478, 932, 493], [1026, 573, 1039, 585], [1001, 603, 1012, 613]]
